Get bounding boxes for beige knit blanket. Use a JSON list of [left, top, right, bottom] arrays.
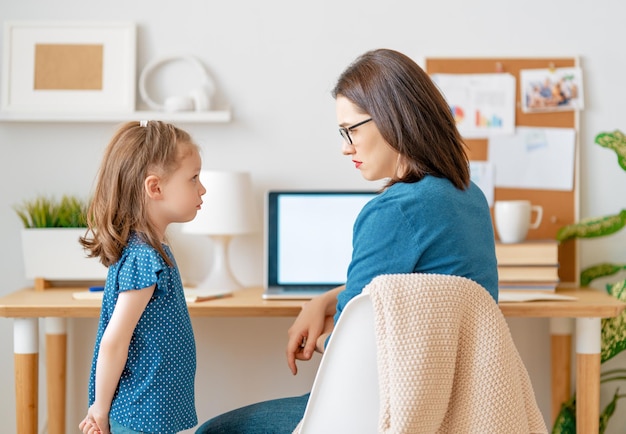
[[367, 273, 548, 434]]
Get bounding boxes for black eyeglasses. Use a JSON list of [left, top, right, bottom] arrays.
[[339, 118, 373, 145]]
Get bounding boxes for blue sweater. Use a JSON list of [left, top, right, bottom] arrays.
[[335, 177, 498, 323]]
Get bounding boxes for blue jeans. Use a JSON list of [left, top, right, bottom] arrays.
[[109, 418, 145, 434], [195, 393, 309, 434]]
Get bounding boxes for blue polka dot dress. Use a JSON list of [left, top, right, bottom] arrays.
[[88, 232, 197, 433]]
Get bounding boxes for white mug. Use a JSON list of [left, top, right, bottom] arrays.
[[494, 200, 543, 243]]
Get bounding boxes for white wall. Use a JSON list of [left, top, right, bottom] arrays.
[[1, 1, 626, 432]]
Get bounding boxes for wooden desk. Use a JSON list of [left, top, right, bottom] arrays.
[[1, 286, 624, 434]]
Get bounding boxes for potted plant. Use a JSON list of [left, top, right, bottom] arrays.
[[14, 195, 107, 282], [552, 130, 626, 433]]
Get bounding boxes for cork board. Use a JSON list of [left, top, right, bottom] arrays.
[[425, 57, 578, 284], [34, 44, 104, 90]]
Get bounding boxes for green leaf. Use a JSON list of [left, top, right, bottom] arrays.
[[580, 263, 626, 287], [552, 395, 576, 434], [56, 195, 87, 227], [599, 389, 619, 434], [601, 279, 626, 363], [595, 130, 626, 172], [13, 195, 88, 228], [556, 210, 626, 242]]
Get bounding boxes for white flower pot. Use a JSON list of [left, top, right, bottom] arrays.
[[20, 228, 107, 281]]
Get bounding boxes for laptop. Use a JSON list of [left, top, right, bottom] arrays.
[[263, 190, 378, 300]]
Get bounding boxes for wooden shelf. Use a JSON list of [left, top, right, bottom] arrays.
[[0, 109, 232, 123]]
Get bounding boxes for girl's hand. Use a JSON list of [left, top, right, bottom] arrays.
[[79, 404, 110, 434]]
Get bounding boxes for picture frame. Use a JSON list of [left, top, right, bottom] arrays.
[[1, 21, 136, 113]]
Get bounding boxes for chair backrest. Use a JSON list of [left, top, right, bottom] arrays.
[[297, 292, 379, 434], [296, 273, 548, 434]]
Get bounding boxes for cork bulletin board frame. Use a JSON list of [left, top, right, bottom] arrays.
[[1, 21, 136, 113], [425, 57, 579, 284]]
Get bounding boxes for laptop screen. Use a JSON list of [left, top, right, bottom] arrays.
[[266, 191, 377, 292]]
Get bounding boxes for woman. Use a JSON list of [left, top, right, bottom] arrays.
[[196, 48, 498, 434]]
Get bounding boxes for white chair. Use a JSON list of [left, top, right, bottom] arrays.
[[295, 273, 547, 434], [297, 291, 379, 434]]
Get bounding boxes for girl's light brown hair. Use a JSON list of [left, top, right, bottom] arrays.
[[332, 48, 470, 190], [80, 120, 198, 267]]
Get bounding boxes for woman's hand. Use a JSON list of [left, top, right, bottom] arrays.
[[286, 286, 342, 375], [315, 315, 335, 353], [286, 298, 327, 375]]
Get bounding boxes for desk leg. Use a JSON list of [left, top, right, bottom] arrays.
[[46, 318, 67, 434], [576, 317, 601, 434], [14, 318, 39, 434], [550, 318, 573, 425]]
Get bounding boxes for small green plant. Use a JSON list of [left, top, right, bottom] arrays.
[[553, 130, 626, 433], [14, 195, 88, 228]]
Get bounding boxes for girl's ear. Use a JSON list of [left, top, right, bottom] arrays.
[[145, 175, 163, 199]]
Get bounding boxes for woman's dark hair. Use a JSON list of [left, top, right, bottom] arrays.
[[332, 48, 470, 190]]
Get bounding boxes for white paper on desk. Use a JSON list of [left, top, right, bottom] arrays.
[[498, 291, 577, 303], [470, 161, 495, 206], [71, 288, 230, 303], [488, 127, 576, 190], [72, 291, 103, 300]]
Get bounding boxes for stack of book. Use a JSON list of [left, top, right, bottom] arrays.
[[495, 240, 559, 292]]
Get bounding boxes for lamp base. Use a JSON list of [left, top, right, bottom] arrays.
[[193, 234, 243, 296]]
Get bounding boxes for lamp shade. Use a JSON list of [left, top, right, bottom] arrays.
[[183, 170, 258, 235]]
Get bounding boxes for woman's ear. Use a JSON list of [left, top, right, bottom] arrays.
[[145, 175, 162, 199]]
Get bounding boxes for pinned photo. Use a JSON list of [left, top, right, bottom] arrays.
[[520, 66, 584, 113]]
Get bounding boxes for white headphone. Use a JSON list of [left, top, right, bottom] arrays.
[[139, 55, 216, 112]]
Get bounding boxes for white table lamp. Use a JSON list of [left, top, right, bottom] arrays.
[[182, 170, 257, 294]]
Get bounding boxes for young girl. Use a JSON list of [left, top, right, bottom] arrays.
[[79, 120, 206, 434]]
